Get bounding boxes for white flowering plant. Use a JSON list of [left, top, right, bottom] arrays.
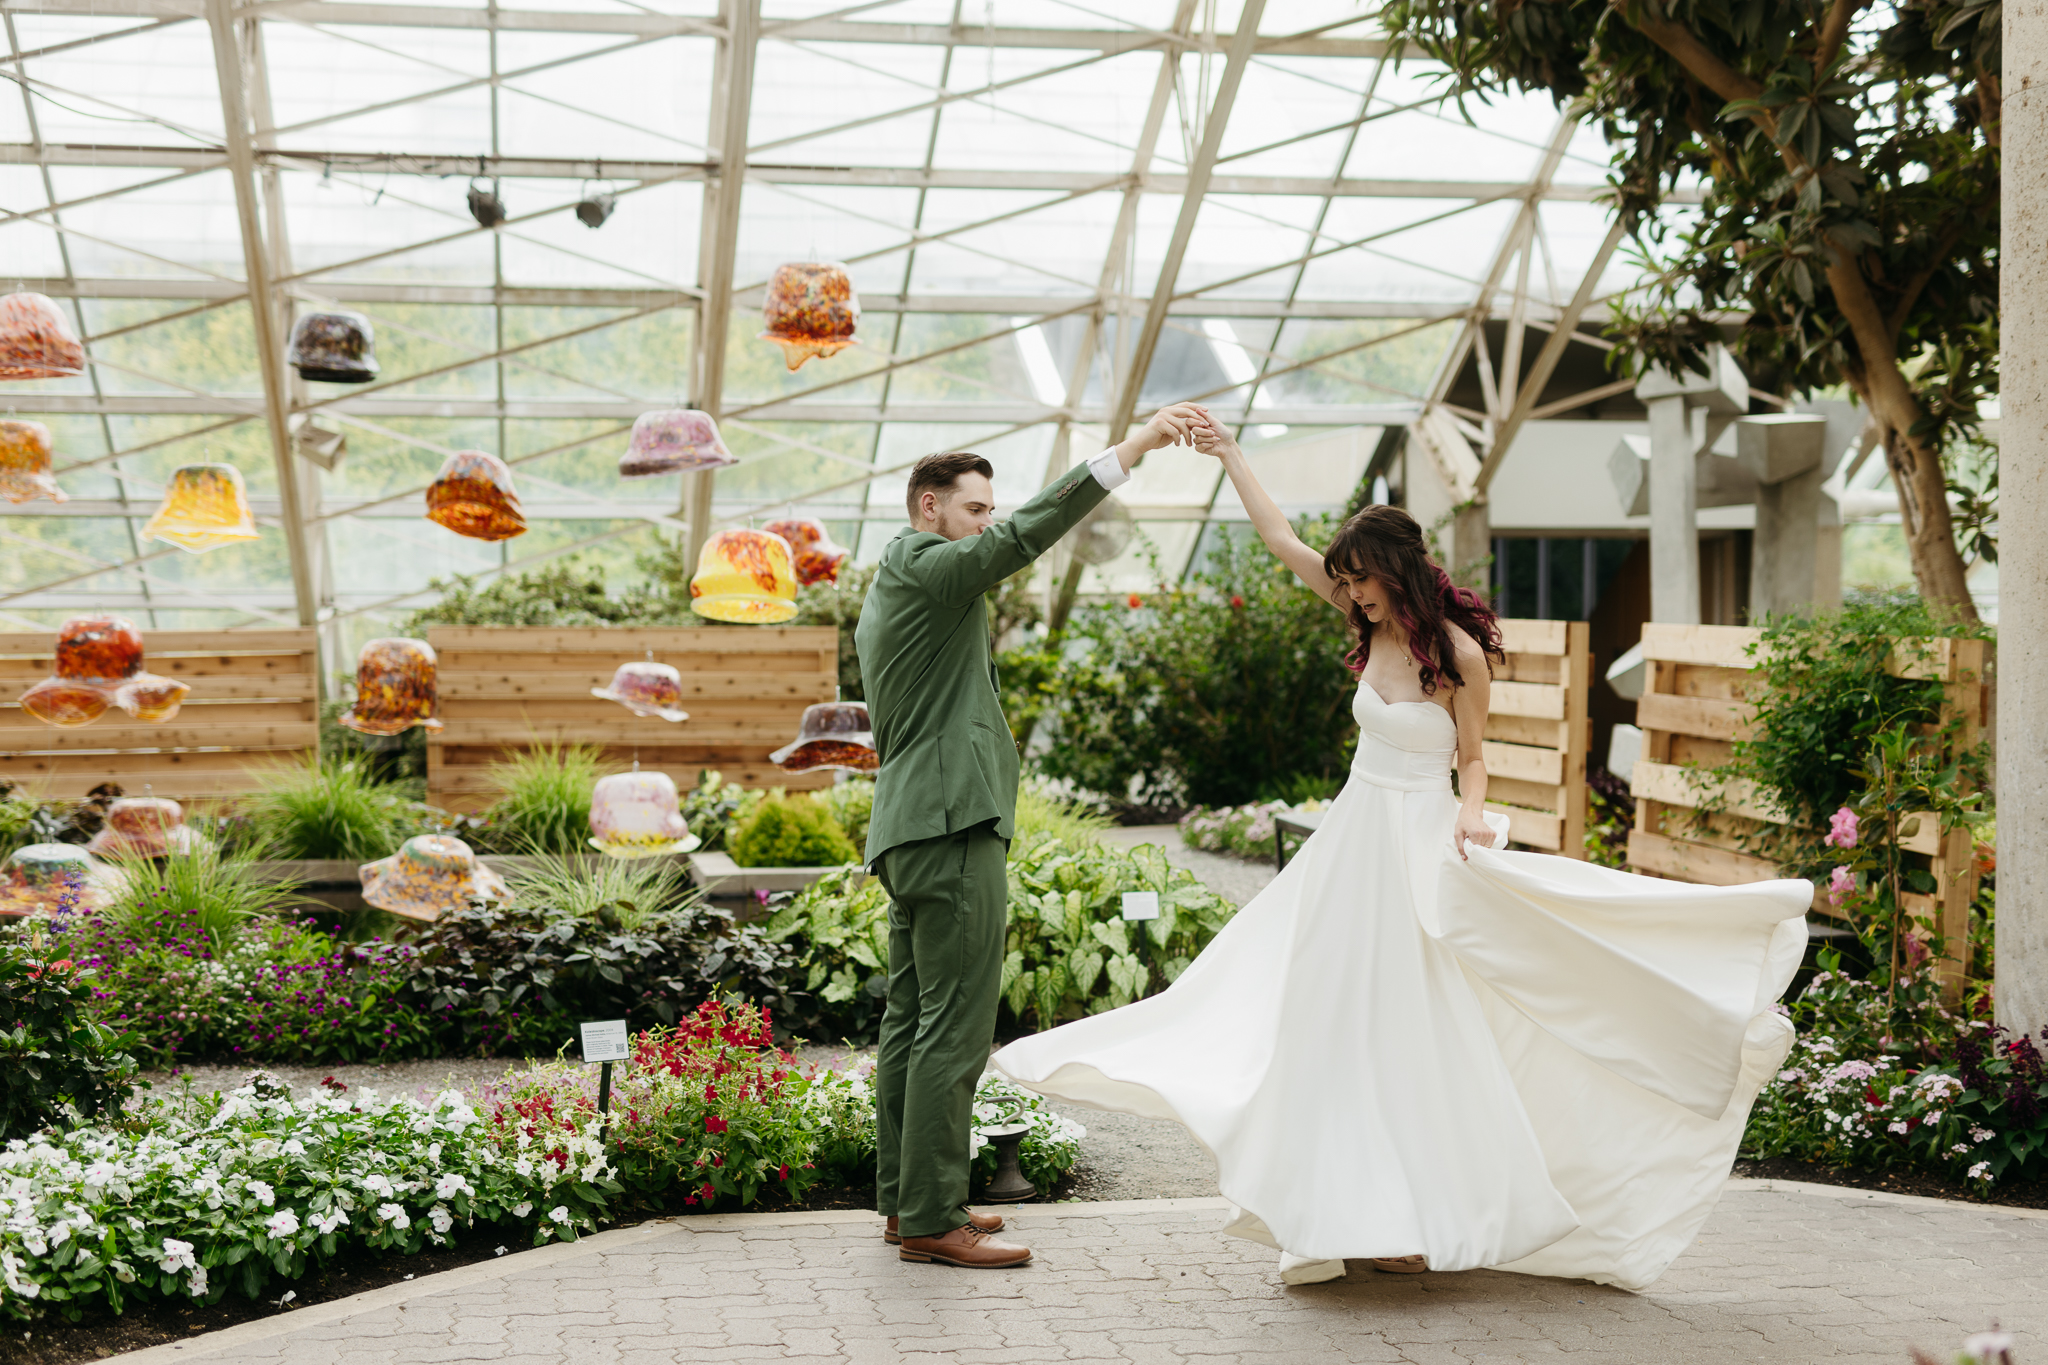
[[0, 1072, 614, 1323], [968, 1074, 1085, 1194]]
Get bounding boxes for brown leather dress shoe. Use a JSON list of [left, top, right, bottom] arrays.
[[897, 1224, 1032, 1268], [884, 1211, 1003, 1246]]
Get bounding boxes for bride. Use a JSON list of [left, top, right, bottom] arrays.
[[991, 413, 1812, 1290]]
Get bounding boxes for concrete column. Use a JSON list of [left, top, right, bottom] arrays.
[[1645, 395, 1699, 624], [2000, 0, 2048, 1036], [1738, 413, 1829, 619]]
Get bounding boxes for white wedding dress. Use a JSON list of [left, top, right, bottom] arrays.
[[992, 678, 1811, 1291]]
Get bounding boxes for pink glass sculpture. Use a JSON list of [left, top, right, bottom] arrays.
[[759, 262, 860, 371], [141, 464, 260, 553], [338, 637, 443, 736], [288, 311, 379, 383], [87, 797, 200, 858], [619, 410, 737, 478], [0, 843, 123, 918], [587, 768, 700, 859], [425, 450, 527, 541], [591, 660, 689, 722], [0, 292, 85, 380], [689, 529, 798, 623], [764, 517, 850, 587], [0, 419, 66, 504], [770, 701, 877, 773], [359, 835, 508, 922]]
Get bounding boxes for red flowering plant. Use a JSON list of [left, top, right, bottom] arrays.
[[484, 1002, 829, 1216]]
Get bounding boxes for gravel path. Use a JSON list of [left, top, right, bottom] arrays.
[[1098, 823, 1279, 906]]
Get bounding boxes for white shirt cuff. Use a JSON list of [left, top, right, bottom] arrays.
[[1085, 445, 1130, 492]]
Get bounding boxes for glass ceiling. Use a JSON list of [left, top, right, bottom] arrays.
[[0, 0, 1645, 670]]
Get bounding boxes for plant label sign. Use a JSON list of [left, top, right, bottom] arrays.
[[580, 1019, 630, 1064], [1120, 891, 1160, 922]]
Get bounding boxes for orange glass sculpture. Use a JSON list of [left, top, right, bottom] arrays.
[[19, 678, 109, 728], [591, 660, 689, 722], [771, 701, 877, 773], [0, 292, 85, 380], [425, 450, 527, 541], [17, 614, 190, 729], [141, 463, 260, 553], [620, 410, 737, 478], [759, 262, 860, 371], [0, 843, 123, 917], [0, 419, 66, 504], [55, 614, 142, 686], [359, 835, 508, 922], [288, 311, 379, 383], [338, 637, 443, 736], [587, 768, 700, 859], [113, 673, 192, 723], [688, 529, 799, 623], [764, 517, 850, 587], [87, 797, 200, 858]]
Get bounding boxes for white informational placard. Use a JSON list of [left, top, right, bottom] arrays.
[[1120, 891, 1160, 922], [580, 1019, 630, 1064]]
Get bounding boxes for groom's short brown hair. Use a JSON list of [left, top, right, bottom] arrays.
[[905, 451, 994, 522]]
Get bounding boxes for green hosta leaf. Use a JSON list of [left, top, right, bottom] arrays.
[[1089, 919, 1130, 956], [1069, 948, 1106, 1000], [1105, 953, 1146, 1009], [999, 949, 1024, 997], [1007, 966, 1036, 1018]]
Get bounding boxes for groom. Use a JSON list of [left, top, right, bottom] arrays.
[[856, 403, 1206, 1268]]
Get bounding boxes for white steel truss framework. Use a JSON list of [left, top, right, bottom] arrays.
[[0, 0, 1656, 671]]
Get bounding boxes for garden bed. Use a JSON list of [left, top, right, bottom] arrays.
[[1731, 1156, 2048, 1211]]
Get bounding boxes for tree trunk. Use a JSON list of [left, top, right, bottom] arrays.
[[1825, 249, 1981, 621]]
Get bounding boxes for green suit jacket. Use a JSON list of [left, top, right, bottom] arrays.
[[855, 460, 1114, 866]]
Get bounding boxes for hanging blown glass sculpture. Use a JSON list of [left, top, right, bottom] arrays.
[[0, 292, 85, 380], [359, 835, 508, 922], [141, 463, 260, 552], [771, 701, 878, 773], [689, 529, 799, 623], [588, 768, 700, 859], [19, 679, 110, 729], [288, 311, 379, 384], [0, 419, 66, 504], [759, 262, 859, 371], [87, 797, 201, 859], [16, 615, 191, 728], [0, 843, 124, 918], [764, 516, 850, 587], [54, 614, 142, 687], [619, 409, 737, 478], [338, 637, 443, 736], [113, 673, 191, 723], [425, 450, 527, 541], [591, 660, 689, 722]]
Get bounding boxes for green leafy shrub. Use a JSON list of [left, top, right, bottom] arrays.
[[727, 794, 859, 869], [0, 786, 41, 858], [480, 742, 603, 854], [0, 930, 139, 1140], [239, 758, 411, 861], [813, 778, 874, 852], [1030, 521, 1358, 807], [762, 869, 892, 1041], [680, 769, 762, 853], [317, 700, 428, 787], [971, 1074, 1084, 1194], [1013, 784, 1112, 848]]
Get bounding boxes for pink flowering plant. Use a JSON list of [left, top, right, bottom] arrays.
[[1179, 799, 1326, 861]]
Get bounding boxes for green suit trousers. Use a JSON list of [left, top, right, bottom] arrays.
[[872, 819, 1009, 1238]]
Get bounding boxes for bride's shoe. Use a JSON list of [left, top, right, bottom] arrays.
[[1368, 1255, 1428, 1274], [1278, 1252, 1347, 1285]]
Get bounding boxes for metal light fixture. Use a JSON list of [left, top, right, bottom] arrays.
[[574, 189, 616, 229], [467, 178, 507, 228]]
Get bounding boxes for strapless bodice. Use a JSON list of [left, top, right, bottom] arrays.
[[1349, 678, 1456, 791]]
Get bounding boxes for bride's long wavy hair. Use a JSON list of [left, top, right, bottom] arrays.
[[1321, 505, 1505, 696]]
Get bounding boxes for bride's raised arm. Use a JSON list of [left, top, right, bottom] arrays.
[[1190, 414, 1341, 605]]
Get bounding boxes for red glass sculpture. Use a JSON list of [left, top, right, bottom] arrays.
[[689, 529, 798, 623], [87, 797, 200, 858], [0, 419, 66, 504], [771, 701, 877, 773], [0, 292, 85, 380], [17, 615, 191, 729], [764, 517, 850, 587], [54, 614, 143, 686], [619, 410, 737, 478], [759, 262, 860, 371], [338, 637, 444, 736], [425, 450, 527, 541], [591, 660, 689, 722], [288, 311, 379, 383]]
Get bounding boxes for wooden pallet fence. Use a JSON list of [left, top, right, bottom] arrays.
[[424, 626, 840, 812], [1481, 619, 1592, 858], [0, 629, 319, 800], [1626, 622, 1988, 999]]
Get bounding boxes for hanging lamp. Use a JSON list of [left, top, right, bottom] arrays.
[[425, 450, 527, 541], [588, 767, 700, 859], [759, 262, 860, 371], [0, 292, 85, 380], [618, 409, 737, 478], [764, 516, 850, 587], [288, 311, 380, 383], [688, 528, 799, 623], [338, 637, 444, 736], [141, 463, 260, 552], [0, 419, 66, 504], [770, 701, 878, 773]]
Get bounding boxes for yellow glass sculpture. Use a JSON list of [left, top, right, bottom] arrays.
[[0, 292, 85, 380], [587, 768, 700, 859], [141, 463, 260, 553], [358, 835, 509, 922], [425, 450, 527, 541], [338, 637, 443, 736], [0, 419, 66, 504], [688, 529, 799, 623], [759, 262, 860, 370], [0, 843, 124, 917]]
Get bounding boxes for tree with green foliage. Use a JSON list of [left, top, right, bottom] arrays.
[[1382, 0, 1999, 618]]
